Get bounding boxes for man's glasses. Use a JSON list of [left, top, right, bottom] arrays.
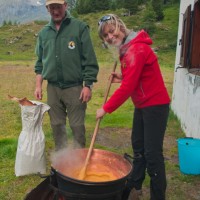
[[48, 4, 63, 11], [98, 15, 111, 26]]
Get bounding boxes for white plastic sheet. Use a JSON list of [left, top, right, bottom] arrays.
[[15, 101, 50, 176]]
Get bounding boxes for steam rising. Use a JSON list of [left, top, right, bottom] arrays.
[[51, 145, 85, 178], [103, 42, 119, 62]]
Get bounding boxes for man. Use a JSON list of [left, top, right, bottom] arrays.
[[34, 0, 99, 151]]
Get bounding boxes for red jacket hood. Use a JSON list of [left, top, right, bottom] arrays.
[[120, 30, 152, 56]]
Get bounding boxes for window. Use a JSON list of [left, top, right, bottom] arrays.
[[189, 1, 200, 69], [179, 5, 191, 68], [179, 1, 200, 72]]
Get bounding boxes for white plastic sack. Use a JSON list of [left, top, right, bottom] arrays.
[[15, 101, 50, 177]]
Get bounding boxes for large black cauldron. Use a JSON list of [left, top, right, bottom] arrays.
[[51, 148, 133, 200]]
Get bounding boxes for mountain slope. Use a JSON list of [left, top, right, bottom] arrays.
[[0, 0, 49, 25]]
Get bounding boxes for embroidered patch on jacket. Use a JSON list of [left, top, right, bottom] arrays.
[[68, 41, 75, 49]]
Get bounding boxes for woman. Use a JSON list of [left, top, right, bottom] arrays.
[[96, 14, 170, 200]]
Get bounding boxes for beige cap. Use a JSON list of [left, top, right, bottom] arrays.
[[46, 0, 65, 6]]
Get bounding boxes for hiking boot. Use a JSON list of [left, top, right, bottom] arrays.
[[128, 188, 143, 200]]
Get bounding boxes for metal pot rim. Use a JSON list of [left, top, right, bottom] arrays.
[[51, 148, 132, 184]]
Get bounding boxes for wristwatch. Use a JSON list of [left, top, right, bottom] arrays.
[[85, 84, 93, 90]]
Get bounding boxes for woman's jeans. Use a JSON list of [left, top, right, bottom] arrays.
[[126, 104, 169, 200]]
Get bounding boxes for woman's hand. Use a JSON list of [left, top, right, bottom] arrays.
[[96, 108, 106, 119], [110, 72, 122, 83]]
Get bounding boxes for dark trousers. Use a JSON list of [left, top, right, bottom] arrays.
[[126, 104, 169, 200], [47, 84, 86, 150]]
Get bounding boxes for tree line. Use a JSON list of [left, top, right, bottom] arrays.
[[68, 0, 180, 21]]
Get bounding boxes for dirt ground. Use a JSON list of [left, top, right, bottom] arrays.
[[96, 127, 132, 150], [94, 127, 200, 200], [95, 126, 179, 162]]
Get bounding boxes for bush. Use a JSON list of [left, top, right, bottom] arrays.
[[143, 3, 156, 23], [152, 0, 164, 21], [139, 23, 156, 35]]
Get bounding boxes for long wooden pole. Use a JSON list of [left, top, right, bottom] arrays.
[[78, 61, 117, 180]]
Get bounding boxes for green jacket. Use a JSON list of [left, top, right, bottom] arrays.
[[35, 14, 99, 88]]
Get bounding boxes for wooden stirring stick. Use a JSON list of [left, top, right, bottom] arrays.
[[78, 61, 117, 180]]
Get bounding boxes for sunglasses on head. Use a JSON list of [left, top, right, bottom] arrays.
[[98, 15, 112, 26]]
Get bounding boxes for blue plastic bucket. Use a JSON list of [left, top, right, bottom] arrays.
[[177, 138, 200, 175]]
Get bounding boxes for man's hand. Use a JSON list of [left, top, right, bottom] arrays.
[[79, 87, 92, 103], [34, 87, 43, 100], [34, 74, 43, 100]]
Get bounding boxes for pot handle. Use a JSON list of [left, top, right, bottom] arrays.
[[124, 153, 134, 165], [37, 171, 55, 179]]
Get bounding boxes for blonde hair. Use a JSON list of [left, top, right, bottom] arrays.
[[98, 14, 130, 41]]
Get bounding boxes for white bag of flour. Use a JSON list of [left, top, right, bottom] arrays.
[[15, 101, 50, 176]]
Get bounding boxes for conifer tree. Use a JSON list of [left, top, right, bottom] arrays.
[[152, 0, 164, 20], [123, 0, 138, 15], [95, 0, 110, 11], [76, 0, 110, 13]]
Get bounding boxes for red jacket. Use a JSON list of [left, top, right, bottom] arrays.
[[103, 30, 170, 113]]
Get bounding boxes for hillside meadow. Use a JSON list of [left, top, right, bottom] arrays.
[[0, 3, 200, 200]]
